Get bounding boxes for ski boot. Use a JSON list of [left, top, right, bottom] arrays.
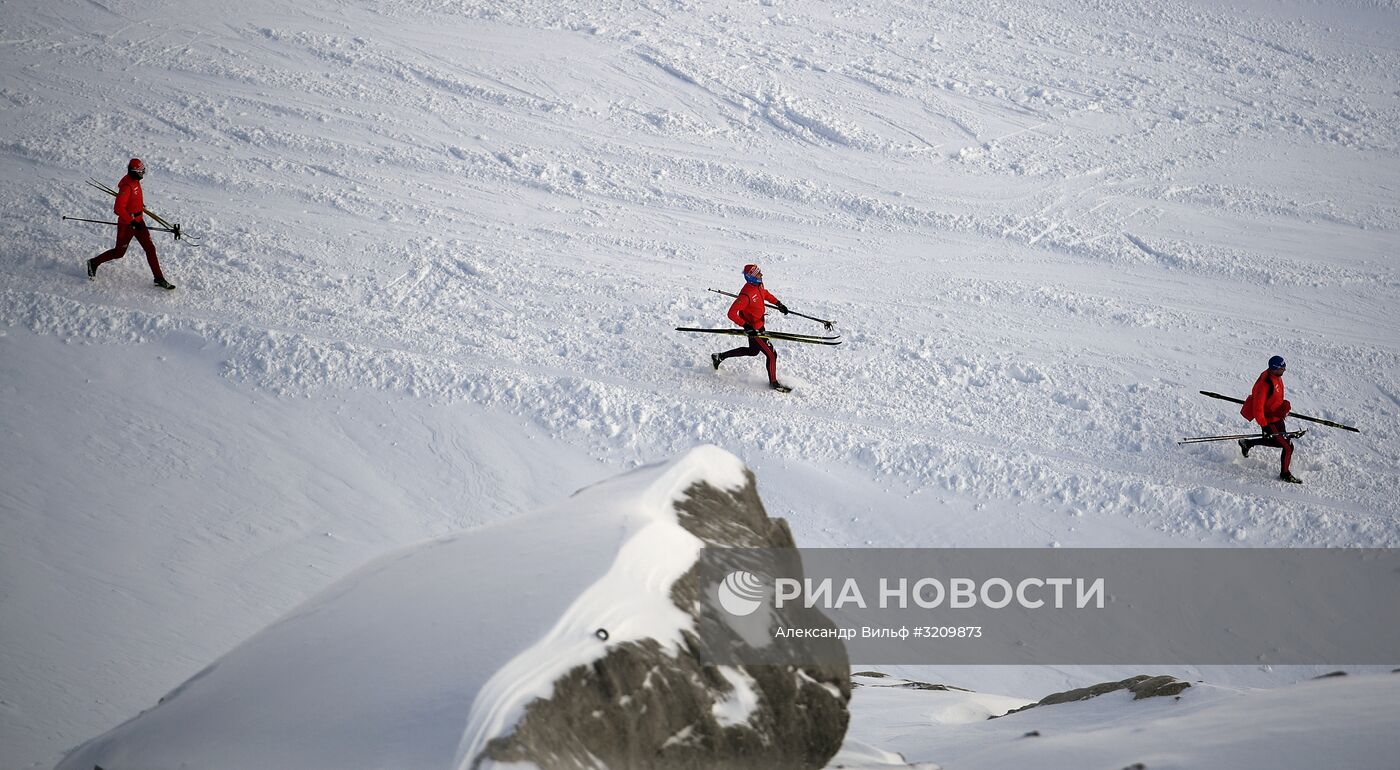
[[86, 258, 98, 280], [1279, 472, 1302, 484], [711, 353, 722, 371], [1237, 439, 1251, 458], [154, 277, 176, 291], [769, 381, 792, 393]]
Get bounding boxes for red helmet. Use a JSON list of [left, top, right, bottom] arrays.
[[128, 158, 145, 176], [742, 263, 762, 285]]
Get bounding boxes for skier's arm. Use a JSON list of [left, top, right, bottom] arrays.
[[1247, 378, 1269, 425], [764, 289, 788, 314], [727, 295, 748, 326], [113, 185, 132, 219]]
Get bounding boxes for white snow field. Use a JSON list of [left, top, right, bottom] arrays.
[[834, 670, 1400, 770], [51, 446, 747, 770], [1, 0, 1398, 766]]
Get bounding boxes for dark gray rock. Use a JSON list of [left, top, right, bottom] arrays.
[[852, 670, 970, 692], [480, 473, 851, 770], [991, 675, 1191, 719]]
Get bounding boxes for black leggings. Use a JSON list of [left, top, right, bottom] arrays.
[[719, 336, 778, 383], [1243, 420, 1293, 474]]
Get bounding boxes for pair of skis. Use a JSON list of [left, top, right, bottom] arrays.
[[1197, 391, 1359, 432], [1184, 390, 1360, 444], [1179, 429, 1306, 445], [675, 326, 842, 346]]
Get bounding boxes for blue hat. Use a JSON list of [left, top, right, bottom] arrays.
[[1268, 355, 1286, 370]]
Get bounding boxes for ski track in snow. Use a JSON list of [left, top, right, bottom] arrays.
[[1, 0, 1398, 766]]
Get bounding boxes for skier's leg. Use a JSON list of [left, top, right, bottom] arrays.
[[721, 336, 764, 360], [92, 224, 134, 268], [718, 343, 757, 360], [756, 338, 778, 383], [134, 225, 164, 281], [1241, 422, 1273, 451], [1269, 420, 1294, 475]]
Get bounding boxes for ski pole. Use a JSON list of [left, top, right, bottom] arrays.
[[707, 288, 836, 331], [1198, 391, 1360, 432], [62, 215, 179, 236], [85, 179, 199, 245], [1178, 429, 1306, 445]]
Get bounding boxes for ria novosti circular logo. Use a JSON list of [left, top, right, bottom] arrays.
[[717, 570, 767, 616]]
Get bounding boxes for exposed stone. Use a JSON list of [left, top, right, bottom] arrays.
[[896, 681, 970, 692], [481, 474, 851, 769], [852, 670, 970, 692], [991, 675, 1191, 719]]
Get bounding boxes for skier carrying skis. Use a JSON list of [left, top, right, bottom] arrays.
[[711, 263, 792, 392], [1238, 355, 1301, 484], [87, 158, 175, 290]]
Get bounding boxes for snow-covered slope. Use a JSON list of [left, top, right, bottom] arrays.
[[835, 671, 1400, 769], [1, 0, 1397, 766], [54, 447, 749, 770]]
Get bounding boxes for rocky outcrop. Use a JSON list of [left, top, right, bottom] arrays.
[[478, 472, 851, 770], [992, 675, 1191, 718], [852, 671, 970, 692], [56, 448, 848, 770]]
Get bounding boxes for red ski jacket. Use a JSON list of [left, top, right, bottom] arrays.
[[1241, 370, 1289, 425], [727, 283, 779, 329], [113, 174, 144, 223]]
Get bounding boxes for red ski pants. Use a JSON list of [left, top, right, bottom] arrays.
[[93, 221, 164, 280]]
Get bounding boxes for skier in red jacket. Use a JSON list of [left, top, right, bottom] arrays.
[[1238, 355, 1301, 483], [711, 264, 792, 392], [87, 158, 174, 290]]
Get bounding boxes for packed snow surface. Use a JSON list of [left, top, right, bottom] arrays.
[[833, 671, 1400, 769], [1, 0, 1397, 766], [51, 447, 741, 770]]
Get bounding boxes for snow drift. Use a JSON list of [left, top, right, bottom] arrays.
[[55, 445, 850, 770], [836, 669, 1400, 769]]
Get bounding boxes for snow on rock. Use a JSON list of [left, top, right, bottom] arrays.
[[991, 674, 1192, 718], [55, 446, 851, 770]]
